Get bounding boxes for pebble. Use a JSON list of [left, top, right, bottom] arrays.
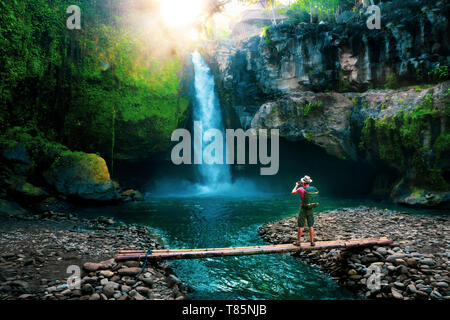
[[258, 206, 450, 301], [0, 212, 187, 301], [89, 293, 100, 301], [407, 284, 417, 293], [391, 287, 404, 299], [102, 285, 115, 298], [83, 262, 102, 272], [118, 267, 142, 276], [435, 282, 449, 288], [99, 270, 114, 278], [406, 258, 418, 267]]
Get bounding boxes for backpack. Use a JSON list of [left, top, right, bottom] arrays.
[[303, 186, 319, 208]]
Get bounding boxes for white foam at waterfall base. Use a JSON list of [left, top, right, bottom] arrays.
[[148, 178, 275, 198]]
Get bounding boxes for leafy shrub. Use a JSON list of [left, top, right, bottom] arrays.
[[303, 101, 323, 116], [428, 65, 449, 82]]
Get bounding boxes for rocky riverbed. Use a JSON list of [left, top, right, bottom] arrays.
[[0, 211, 189, 300], [258, 207, 450, 300]]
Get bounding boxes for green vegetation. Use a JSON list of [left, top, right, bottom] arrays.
[[338, 72, 350, 92], [359, 93, 449, 191], [0, 126, 69, 168], [305, 132, 315, 142], [50, 151, 111, 184], [434, 132, 450, 162], [407, 84, 435, 91], [295, 100, 324, 118], [303, 101, 323, 117], [428, 65, 449, 82], [384, 74, 399, 89], [262, 25, 270, 37], [276, 0, 357, 24], [262, 25, 271, 45], [0, 0, 189, 165]]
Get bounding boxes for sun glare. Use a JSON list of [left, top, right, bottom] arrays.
[[160, 0, 206, 28]]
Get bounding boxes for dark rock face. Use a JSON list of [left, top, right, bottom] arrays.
[[43, 153, 120, 202], [205, 0, 449, 97], [201, 0, 450, 207]]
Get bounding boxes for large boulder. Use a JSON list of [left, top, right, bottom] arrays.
[[250, 91, 356, 160], [43, 152, 120, 202], [391, 180, 450, 209]]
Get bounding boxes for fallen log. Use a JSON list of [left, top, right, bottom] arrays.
[[115, 237, 393, 261]]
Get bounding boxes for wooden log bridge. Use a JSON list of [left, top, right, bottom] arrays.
[[115, 237, 393, 262]]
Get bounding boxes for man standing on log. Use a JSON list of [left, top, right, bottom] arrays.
[[291, 175, 319, 247]]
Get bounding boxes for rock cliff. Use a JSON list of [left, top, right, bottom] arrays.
[[200, 0, 450, 208]]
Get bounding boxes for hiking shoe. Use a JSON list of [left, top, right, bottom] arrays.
[[310, 242, 315, 246], [293, 241, 301, 246]]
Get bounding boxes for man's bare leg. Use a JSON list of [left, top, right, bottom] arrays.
[[309, 227, 315, 246], [294, 227, 303, 246]]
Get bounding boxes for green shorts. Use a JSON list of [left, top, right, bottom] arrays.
[[297, 207, 314, 228]]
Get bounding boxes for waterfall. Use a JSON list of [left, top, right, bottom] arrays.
[[191, 51, 231, 189]]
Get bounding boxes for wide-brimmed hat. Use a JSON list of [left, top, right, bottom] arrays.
[[300, 175, 312, 184]]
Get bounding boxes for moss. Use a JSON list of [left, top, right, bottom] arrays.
[[303, 101, 323, 117], [262, 26, 271, 45], [262, 26, 270, 38], [433, 132, 450, 162], [359, 117, 372, 151], [407, 84, 435, 91], [0, 126, 68, 168], [427, 168, 448, 191], [305, 132, 315, 142], [359, 92, 449, 191], [384, 74, 399, 89], [18, 182, 45, 197], [338, 72, 350, 92], [270, 107, 282, 116], [51, 151, 110, 184], [374, 118, 404, 163], [428, 65, 449, 82]]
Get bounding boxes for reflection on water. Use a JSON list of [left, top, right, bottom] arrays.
[[77, 193, 445, 300]]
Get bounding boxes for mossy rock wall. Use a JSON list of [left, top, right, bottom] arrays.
[[0, 127, 119, 203], [356, 82, 450, 206]]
